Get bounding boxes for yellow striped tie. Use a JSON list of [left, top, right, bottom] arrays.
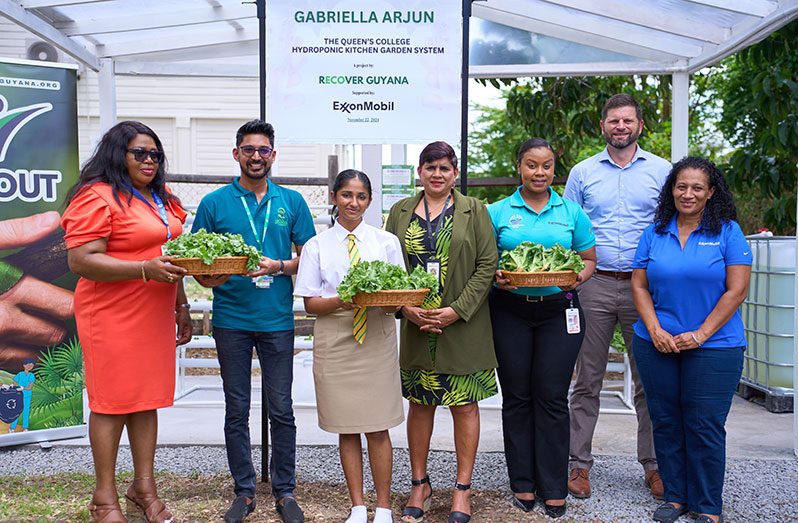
[[348, 233, 367, 344]]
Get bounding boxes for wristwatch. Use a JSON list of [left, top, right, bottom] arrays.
[[275, 259, 285, 275]]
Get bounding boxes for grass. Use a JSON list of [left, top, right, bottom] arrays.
[[0, 472, 556, 522]]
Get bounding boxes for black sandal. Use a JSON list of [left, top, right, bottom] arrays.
[[447, 482, 471, 523], [401, 475, 432, 523]]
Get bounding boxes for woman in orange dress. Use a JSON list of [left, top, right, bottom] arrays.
[[61, 121, 192, 523]]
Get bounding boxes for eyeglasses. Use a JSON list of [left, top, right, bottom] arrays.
[[239, 145, 273, 157], [127, 148, 164, 163]]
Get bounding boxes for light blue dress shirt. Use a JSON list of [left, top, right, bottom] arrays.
[[563, 146, 671, 272]]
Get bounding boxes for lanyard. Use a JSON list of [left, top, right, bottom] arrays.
[[125, 184, 171, 240], [423, 194, 451, 255], [240, 195, 271, 252]]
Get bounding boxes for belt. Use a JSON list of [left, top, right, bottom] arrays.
[[595, 269, 632, 280], [496, 288, 571, 303]]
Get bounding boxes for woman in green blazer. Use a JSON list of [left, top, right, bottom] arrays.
[[385, 141, 498, 523]]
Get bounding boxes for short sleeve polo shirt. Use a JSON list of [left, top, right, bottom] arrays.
[[488, 187, 595, 296], [632, 218, 752, 347], [192, 178, 316, 332]]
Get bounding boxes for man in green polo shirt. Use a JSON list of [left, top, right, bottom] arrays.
[[193, 120, 315, 523]]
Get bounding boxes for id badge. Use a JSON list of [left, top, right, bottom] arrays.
[[253, 275, 273, 289], [426, 261, 441, 289], [565, 308, 581, 334]]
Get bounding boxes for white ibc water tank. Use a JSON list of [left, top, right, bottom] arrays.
[[740, 236, 795, 393]]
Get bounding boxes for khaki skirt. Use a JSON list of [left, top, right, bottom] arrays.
[[313, 309, 404, 434]]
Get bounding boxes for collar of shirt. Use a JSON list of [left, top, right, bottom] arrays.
[[664, 214, 706, 239], [509, 186, 563, 214], [232, 177, 280, 202], [597, 144, 653, 170], [332, 218, 368, 243]]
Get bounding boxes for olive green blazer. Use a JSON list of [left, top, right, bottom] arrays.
[[385, 190, 498, 374]]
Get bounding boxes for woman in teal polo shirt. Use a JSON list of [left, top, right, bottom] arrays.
[[488, 138, 596, 519], [630, 157, 751, 523]]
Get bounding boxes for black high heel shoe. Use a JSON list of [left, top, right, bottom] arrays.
[[401, 475, 432, 523], [447, 482, 471, 523], [543, 500, 567, 519]]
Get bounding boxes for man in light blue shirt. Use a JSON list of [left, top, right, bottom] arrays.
[[563, 94, 671, 500]]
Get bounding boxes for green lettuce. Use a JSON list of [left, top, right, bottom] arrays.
[[164, 229, 262, 271], [499, 241, 585, 273], [336, 260, 438, 302]]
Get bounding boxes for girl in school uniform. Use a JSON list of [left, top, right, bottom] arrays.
[[295, 169, 404, 523]]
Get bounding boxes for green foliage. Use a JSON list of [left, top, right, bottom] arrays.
[[708, 21, 798, 232], [30, 337, 84, 429], [164, 229, 262, 270], [610, 326, 627, 354], [498, 242, 585, 273], [336, 261, 438, 302]]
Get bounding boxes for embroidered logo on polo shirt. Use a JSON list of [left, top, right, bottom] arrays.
[[548, 221, 569, 227], [275, 207, 289, 226], [698, 241, 720, 246], [509, 214, 524, 228]]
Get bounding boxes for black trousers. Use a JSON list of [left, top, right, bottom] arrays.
[[489, 288, 584, 499]]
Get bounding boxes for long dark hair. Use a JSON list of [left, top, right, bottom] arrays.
[[330, 169, 372, 224], [654, 156, 737, 236], [65, 120, 179, 208]]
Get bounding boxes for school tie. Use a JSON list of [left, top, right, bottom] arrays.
[[348, 233, 367, 344]]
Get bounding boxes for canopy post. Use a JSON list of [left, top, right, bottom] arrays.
[[98, 58, 117, 135], [671, 72, 689, 162]]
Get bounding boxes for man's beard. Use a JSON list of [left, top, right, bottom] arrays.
[[603, 128, 640, 149]]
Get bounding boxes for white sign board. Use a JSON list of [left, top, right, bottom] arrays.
[[267, 0, 462, 145]]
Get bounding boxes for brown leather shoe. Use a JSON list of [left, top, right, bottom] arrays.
[[567, 468, 591, 498], [645, 470, 665, 500]]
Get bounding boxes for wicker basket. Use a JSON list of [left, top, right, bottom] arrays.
[[170, 256, 249, 275], [502, 270, 578, 287], [352, 288, 430, 307]]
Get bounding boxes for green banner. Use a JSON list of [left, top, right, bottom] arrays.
[[0, 58, 82, 440]]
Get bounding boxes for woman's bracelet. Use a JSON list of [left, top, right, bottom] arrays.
[[690, 331, 704, 347], [141, 262, 149, 282]]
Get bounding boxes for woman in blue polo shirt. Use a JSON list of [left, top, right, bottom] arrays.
[[630, 157, 751, 523], [488, 138, 596, 519]]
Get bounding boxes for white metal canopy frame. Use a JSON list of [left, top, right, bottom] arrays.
[[2, 0, 797, 78], [2, 0, 797, 155]]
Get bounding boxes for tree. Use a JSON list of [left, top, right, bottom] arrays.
[[710, 21, 798, 232], [467, 76, 674, 203]]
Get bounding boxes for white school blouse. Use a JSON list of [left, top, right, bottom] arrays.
[[295, 220, 405, 298]]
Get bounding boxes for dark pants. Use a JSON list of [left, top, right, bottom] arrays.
[[213, 327, 297, 500], [490, 288, 584, 499], [633, 335, 743, 515]]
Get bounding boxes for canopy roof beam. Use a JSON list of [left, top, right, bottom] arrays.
[[684, 0, 778, 17], [541, 0, 729, 43], [476, 0, 705, 58], [0, 0, 99, 70], [21, 0, 105, 8], [473, 4, 681, 62], [96, 26, 257, 59], [54, 4, 254, 36]]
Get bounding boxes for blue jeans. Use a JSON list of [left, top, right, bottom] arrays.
[[633, 335, 743, 515], [213, 327, 296, 500]]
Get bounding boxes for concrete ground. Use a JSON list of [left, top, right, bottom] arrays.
[[44, 375, 794, 460]]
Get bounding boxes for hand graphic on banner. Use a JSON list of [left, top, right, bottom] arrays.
[[0, 212, 74, 370]]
